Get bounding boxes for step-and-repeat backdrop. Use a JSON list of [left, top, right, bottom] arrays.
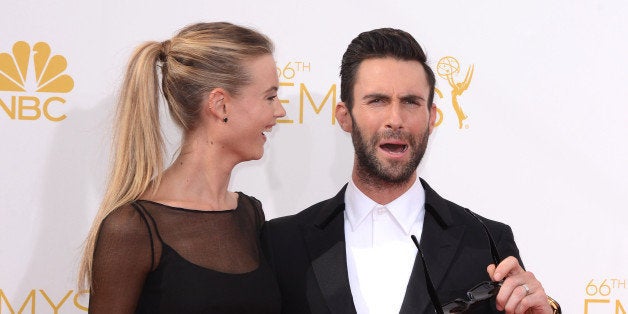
[[1, 1, 627, 313]]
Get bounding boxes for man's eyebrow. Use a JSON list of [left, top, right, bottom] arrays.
[[264, 86, 279, 93], [399, 94, 425, 103], [363, 93, 391, 101]]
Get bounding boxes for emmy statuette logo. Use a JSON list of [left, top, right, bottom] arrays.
[[435, 56, 474, 129]]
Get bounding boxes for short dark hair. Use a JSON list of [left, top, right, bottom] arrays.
[[339, 28, 435, 111]]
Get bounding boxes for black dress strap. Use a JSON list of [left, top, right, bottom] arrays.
[[131, 201, 161, 271]]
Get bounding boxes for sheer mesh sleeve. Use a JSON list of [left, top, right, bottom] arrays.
[[247, 195, 265, 230], [87, 193, 281, 313], [88, 204, 155, 313]]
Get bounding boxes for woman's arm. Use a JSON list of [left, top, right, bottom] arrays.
[[88, 205, 153, 313]]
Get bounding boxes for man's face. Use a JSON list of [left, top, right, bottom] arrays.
[[337, 57, 436, 185]]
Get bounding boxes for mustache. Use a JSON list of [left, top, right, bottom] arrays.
[[372, 129, 412, 143]]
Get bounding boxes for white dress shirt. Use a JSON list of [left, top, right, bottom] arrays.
[[344, 177, 426, 314]]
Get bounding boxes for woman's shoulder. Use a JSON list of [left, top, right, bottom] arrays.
[[92, 203, 157, 279], [237, 192, 262, 209], [236, 192, 266, 226], [99, 203, 151, 239]]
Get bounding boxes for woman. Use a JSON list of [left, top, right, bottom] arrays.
[[79, 22, 286, 313]]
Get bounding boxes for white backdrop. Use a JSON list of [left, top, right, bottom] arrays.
[[1, 1, 627, 313]]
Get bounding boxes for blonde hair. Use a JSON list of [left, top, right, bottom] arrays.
[[78, 22, 273, 290]]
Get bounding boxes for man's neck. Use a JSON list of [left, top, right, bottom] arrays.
[[351, 171, 417, 205]]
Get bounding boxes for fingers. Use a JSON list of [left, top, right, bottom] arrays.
[[500, 284, 527, 313], [491, 256, 523, 282], [497, 272, 547, 313], [489, 256, 552, 313], [487, 263, 496, 278]]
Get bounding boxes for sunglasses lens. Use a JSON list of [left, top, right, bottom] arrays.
[[468, 282, 500, 301], [442, 299, 468, 313]]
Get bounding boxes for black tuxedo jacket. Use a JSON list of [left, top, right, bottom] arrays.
[[262, 179, 521, 314]]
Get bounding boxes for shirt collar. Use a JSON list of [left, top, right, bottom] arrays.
[[345, 177, 426, 234], [345, 180, 378, 231]]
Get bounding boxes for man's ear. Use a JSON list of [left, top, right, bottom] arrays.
[[335, 102, 353, 133], [428, 103, 438, 134]]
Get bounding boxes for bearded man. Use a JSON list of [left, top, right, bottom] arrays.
[[262, 28, 558, 314]]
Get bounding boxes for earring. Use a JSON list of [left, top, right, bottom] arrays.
[[223, 117, 228, 123]]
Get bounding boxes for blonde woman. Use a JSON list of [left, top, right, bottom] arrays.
[[79, 22, 285, 313]]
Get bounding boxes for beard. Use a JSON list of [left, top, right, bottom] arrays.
[[351, 119, 430, 187]]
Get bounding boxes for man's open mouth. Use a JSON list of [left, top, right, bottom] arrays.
[[380, 143, 408, 154]]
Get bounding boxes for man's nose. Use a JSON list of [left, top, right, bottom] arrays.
[[385, 102, 404, 130]]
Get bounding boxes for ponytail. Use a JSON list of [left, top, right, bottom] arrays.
[[78, 41, 165, 290]]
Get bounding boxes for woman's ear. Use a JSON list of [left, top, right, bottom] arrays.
[[204, 88, 228, 121]]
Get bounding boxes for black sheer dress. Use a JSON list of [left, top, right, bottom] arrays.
[[89, 192, 281, 314]]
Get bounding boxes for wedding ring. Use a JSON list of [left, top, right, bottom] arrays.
[[521, 284, 531, 296]]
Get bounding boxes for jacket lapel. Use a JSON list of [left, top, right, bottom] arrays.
[[299, 180, 465, 314], [400, 179, 466, 314], [301, 185, 357, 314]]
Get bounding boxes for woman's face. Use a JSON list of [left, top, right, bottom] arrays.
[[226, 54, 286, 161]]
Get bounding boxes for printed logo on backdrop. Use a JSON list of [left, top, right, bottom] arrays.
[[0, 41, 74, 122], [275, 61, 338, 125], [0, 289, 88, 312], [584, 278, 627, 313], [274, 57, 474, 129], [434, 56, 474, 129]]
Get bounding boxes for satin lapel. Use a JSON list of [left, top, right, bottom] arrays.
[[301, 188, 357, 314], [422, 210, 466, 290], [399, 240, 430, 314], [401, 180, 466, 314]]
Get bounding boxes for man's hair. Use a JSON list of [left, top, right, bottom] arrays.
[[339, 28, 435, 111]]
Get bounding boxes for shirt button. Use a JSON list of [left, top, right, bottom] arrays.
[[377, 207, 386, 215]]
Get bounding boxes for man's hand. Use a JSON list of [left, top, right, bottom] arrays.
[[487, 256, 553, 314]]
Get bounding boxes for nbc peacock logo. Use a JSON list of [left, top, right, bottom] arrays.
[[0, 41, 74, 122]]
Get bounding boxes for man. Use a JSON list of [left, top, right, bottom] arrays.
[[262, 28, 556, 314]]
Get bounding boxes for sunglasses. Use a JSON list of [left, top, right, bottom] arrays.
[[411, 208, 503, 314]]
